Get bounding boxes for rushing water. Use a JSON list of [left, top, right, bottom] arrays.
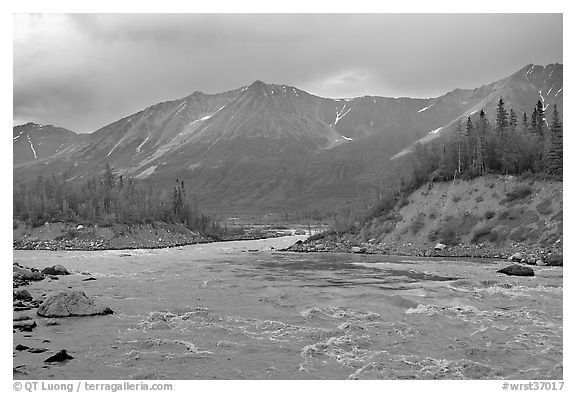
[[13, 236, 562, 380]]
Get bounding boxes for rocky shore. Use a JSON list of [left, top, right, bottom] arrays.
[[284, 233, 563, 267], [13, 221, 290, 251], [13, 262, 113, 375]]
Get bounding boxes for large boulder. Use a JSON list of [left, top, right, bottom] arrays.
[[37, 290, 113, 318], [497, 264, 535, 277], [14, 289, 33, 301], [351, 246, 365, 253], [41, 265, 70, 275], [434, 243, 447, 251], [13, 266, 44, 281]]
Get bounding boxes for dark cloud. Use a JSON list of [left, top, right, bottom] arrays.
[[14, 13, 562, 133]]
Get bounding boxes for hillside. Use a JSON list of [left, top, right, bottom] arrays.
[[289, 175, 563, 260]]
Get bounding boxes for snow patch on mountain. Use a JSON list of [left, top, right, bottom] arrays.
[[135, 164, 158, 179], [136, 136, 150, 154], [418, 104, 433, 113], [428, 127, 443, 135], [27, 135, 37, 159], [334, 105, 352, 125]]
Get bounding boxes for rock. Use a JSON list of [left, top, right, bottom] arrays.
[[77, 225, 84, 230], [13, 314, 30, 321], [14, 289, 33, 301], [41, 265, 70, 276], [13, 266, 44, 281], [28, 348, 48, 354], [508, 252, 524, 262], [545, 254, 563, 266], [351, 246, 365, 253], [434, 243, 447, 251], [82, 277, 97, 281], [497, 264, 535, 277], [37, 290, 114, 318], [15, 344, 29, 351], [536, 259, 546, 266], [526, 257, 536, 265], [44, 350, 74, 363], [13, 320, 37, 332]]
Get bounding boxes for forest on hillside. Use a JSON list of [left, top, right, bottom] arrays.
[[332, 99, 564, 233], [411, 99, 563, 184]]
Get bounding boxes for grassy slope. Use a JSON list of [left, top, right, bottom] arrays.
[[359, 175, 562, 249], [299, 175, 562, 258]]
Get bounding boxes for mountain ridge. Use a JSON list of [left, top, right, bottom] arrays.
[[14, 63, 563, 214]]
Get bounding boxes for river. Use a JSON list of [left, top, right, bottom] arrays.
[[13, 236, 563, 380]]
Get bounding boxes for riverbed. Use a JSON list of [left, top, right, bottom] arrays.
[[13, 236, 563, 380]]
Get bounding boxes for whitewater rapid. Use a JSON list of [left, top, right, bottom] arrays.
[[13, 236, 562, 379]]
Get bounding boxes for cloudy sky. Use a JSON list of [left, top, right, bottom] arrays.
[[14, 13, 562, 133]]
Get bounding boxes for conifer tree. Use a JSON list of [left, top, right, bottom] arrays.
[[547, 104, 563, 177], [496, 97, 508, 137], [509, 108, 518, 132]]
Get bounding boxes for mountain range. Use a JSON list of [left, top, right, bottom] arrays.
[[13, 63, 563, 215]]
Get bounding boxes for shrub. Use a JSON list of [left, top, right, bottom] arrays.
[[475, 195, 484, 203], [536, 198, 553, 215], [398, 197, 410, 208], [452, 195, 462, 203], [427, 229, 438, 242], [410, 213, 426, 235], [484, 210, 496, 220], [472, 225, 494, 243], [498, 210, 510, 220], [439, 228, 458, 245], [307, 230, 333, 242], [382, 221, 396, 234], [488, 228, 507, 244], [505, 185, 532, 202]]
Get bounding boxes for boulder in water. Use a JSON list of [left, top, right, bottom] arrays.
[[14, 289, 33, 301], [37, 290, 113, 318], [44, 350, 73, 362], [13, 320, 37, 332], [497, 264, 535, 277], [41, 265, 70, 276], [13, 266, 44, 281]]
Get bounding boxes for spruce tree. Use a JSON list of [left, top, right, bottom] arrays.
[[509, 108, 518, 131], [496, 97, 508, 137], [546, 104, 563, 177]]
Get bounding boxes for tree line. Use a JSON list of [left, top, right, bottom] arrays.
[[411, 99, 562, 185], [13, 164, 221, 234]]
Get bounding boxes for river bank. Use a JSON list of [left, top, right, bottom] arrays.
[[284, 233, 562, 264], [12, 221, 300, 251]]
